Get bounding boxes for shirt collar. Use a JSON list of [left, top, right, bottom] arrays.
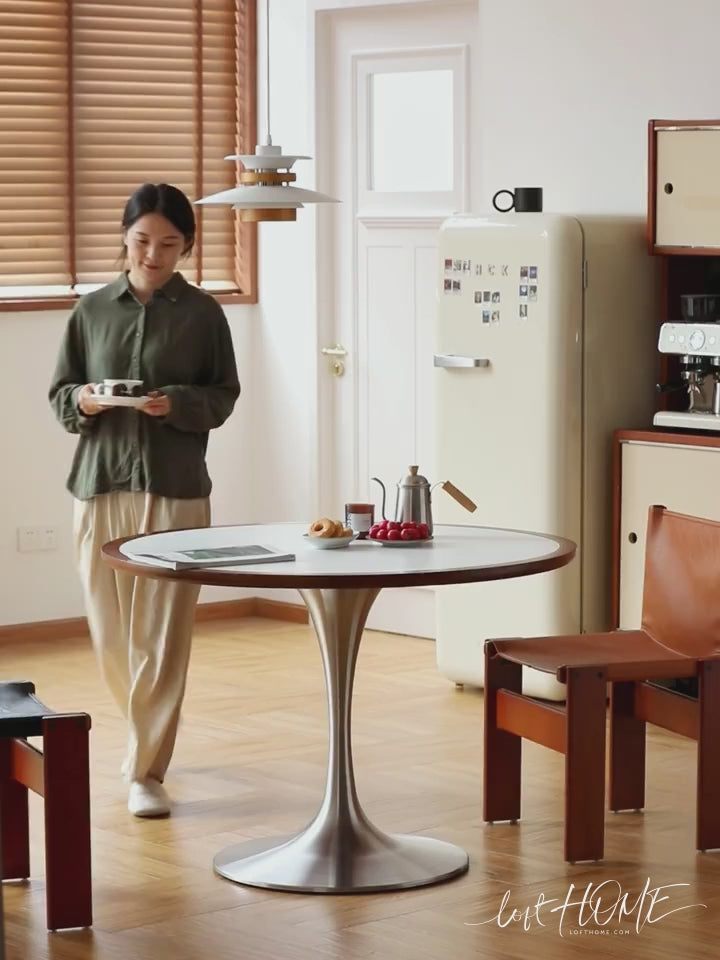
[[158, 272, 187, 302], [109, 271, 188, 303], [108, 273, 131, 300]]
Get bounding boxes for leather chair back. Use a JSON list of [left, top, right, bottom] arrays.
[[641, 505, 720, 658]]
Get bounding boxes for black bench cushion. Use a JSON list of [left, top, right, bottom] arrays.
[[0, 681, 55, 738]]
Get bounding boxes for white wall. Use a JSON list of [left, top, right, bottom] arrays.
[[3, 0, 720, 626], [476, 0, 720, 216], [252, 0, 318, 524], [0, 305, 256, 625]]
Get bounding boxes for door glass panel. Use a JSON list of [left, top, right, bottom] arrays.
[[370, 69, 453, 192]]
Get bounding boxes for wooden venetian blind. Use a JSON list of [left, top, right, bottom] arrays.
[[0, 0, 256, 299], [0, 0, 70, 289]]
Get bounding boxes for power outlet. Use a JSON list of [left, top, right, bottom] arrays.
[[17, 526, 58, 553]]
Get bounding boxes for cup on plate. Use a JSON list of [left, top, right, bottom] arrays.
[[96, 378, 145, 398], [344, 502, 374, 539]]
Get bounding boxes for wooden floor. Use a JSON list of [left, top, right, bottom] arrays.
[[3, 617, 720, 959]]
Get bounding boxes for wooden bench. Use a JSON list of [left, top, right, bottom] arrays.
[[0, 681, 92, 929]]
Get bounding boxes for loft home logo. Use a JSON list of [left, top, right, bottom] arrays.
[[466, 878, 707, 937]]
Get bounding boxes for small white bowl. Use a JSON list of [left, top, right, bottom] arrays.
[[302, 533, 356, 550]]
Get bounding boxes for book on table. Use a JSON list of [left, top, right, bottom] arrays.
[[136, 544, 295, 570]]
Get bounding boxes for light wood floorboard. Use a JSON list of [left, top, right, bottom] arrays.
[[2, 618, 719, 958]]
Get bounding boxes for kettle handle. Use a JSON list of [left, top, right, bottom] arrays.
[[370, 477, 387, 521], [440, 480, 477, 513]]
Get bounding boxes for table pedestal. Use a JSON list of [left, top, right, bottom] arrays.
[[213, 586, 469, 893]]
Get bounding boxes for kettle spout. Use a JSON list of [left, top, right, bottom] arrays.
[[370, 477, 387, 520]]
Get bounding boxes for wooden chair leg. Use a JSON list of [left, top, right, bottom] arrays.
[[608, 680, 646, 812], [565, 667, 607, 862], [697, 661, 720, 852], [483, 646, 522, 823], [0, 739, 30, 881], [42, 715, 92, 930]]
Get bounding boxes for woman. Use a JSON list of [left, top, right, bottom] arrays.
[[49, 183, 240, 817]]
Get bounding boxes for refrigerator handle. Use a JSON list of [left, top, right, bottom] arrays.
[[433, 354, 490, 368]]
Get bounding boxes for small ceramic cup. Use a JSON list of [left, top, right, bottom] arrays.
[[96, 379, 145, 397], [344, 502, 375, 539]]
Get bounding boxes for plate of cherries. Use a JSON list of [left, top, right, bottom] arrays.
[[367, 519, 432, 547]]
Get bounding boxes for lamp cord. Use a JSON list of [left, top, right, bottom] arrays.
[[265, 0, 272, 145]]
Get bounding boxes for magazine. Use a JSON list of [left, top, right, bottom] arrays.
[[136, 544, 295, 571]]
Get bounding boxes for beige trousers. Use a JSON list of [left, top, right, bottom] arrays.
[[73, 492, 211, 782]]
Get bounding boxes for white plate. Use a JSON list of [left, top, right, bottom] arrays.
[[368, 536, 433, 548], [93, 394, 150, 408], [302, 533, 356, 550]]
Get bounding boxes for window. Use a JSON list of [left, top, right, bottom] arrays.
[[0, 0, 256, 307], [355, 47, 468, 216], [370, 70, 454, 193]]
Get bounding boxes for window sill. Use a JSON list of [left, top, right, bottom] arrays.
[[0, 290, 257, 312], [214, 291, 257, 306]]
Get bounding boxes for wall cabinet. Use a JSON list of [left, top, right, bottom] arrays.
[[649, 120, 720, 254], [647, 120, 720, 412]]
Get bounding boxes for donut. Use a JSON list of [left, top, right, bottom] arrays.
[[309, 518, 335, 538]]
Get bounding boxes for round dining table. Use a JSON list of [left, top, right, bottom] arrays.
[[102, 521, 575, 894]]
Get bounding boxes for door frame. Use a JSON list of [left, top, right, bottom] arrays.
[[306, 0, 471, 515]]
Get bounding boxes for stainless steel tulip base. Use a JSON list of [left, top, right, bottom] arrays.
[[213, 586, 469, 893]]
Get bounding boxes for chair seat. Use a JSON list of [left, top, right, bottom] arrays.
[[487, 630, 706, 683], [0, 681, 56, 738]]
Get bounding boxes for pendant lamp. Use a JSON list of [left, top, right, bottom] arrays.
[[195, 0, 338, 222]]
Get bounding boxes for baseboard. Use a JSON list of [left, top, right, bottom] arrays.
[[0, 597, 309, 644], [253, 597, 309, 624], [195, 598, 258, 621], [0, 616, 90, 644]]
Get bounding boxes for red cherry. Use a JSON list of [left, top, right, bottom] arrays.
[[401, 521, 417, 529], [386, 529, 402, 540], [377, 519, 389, 529], [401, 528, 418, 540], [375, 528, 388, 540], [416, 523, 429, 539], [369, 524, 381, 537], [387, 521, 401, 531]]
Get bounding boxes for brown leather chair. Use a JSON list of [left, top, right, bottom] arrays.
[[483, 505, 720, 863], [0, 682, 92, 930]]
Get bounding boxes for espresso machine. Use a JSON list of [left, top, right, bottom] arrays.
[[654, 295, 720, 431]]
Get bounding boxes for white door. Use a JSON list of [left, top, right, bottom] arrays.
[[312, 0, 478, 636]]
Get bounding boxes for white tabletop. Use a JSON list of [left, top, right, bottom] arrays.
[[112, 522, 575, 589]]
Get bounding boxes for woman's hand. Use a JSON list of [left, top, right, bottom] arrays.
[[141, 390, 172, 417], [77, 383, 105, 416]]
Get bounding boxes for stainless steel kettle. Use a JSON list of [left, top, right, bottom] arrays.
[[371, 465, 476, 535]]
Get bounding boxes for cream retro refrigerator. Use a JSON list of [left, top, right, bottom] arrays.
[[433, 213, 659, 698]]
